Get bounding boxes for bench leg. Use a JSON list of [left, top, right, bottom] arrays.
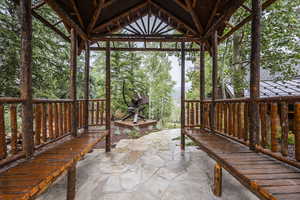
[[67, 163, 77, 200], [213, 163, 222, 197]]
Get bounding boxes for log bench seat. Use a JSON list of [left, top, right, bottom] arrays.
[[0, 130, 107, 200], [185, 129, 300, 200]]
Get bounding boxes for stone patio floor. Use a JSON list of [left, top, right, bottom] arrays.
[[37, 129, 258, 200]]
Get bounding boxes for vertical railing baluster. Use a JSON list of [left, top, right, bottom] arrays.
[[224, 103, 228, 134], [260, 102, 267, 148], [0, 104, 6, 159], [41, 104, 47, 142], [280, 102, 289, 156], [35, 104, 42, 145], [54, 103, 59, 138], [295, 103, 300, 161], [271, 103, 279, 152], [10, 105, 18, 154], [48, 103, 53, 139], [96, 101, 100, 125], [244, 102, 249, 141], [58, 103, 63, 136]]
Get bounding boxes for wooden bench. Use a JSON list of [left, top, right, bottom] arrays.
[[0, 130, 107, 200], [185, 129, 300, 200]]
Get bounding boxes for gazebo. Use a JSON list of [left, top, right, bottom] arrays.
[[0, 0, 300, 200]]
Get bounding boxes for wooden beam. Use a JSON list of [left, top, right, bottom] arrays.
[[242, 4, 252, 12], [173, 0, 189, 12], [105, 41, 111, 153], [149, 0, 198, 35], [249, 0, 261, 150], [185, 0, 204, 34], [204, 0, 245, 38], [67, 163, 77, 200], [44, 0, 88, 40], [87, 0, 105, 34], [200, 44, 205, 129], [93, 1, 148, 33], [219, 0, 278, 43], [90, 47, 201, 52], [181, 42, 186, 151], [20, 0, 34, 159], [206, 0, 221, 31], [69, 0, 85, 28], [32, 10, 70, 42], [70, 29, 78, 137], [210, 31, 218, 132], [83, 41, 90, 132], [32, 0, 45, 10]]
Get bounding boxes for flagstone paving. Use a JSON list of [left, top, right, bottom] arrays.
[[37, 129, 258, 200]]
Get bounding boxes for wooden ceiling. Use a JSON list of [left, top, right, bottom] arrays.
[[32, 0, 277, 51]]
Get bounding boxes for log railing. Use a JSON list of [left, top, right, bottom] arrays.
[[88, 99, 106, 126], [0, 98, 106, 166], [185, 96, 300, 165]]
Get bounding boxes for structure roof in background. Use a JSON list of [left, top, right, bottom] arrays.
[[226, 76, 300, 98]]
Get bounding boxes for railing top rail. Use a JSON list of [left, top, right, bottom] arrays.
[[33, 99, 74, 103], [0, 97, 24, 104], [185, 95, 300, 103]]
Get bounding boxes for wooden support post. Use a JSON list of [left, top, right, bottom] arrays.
[[67, 163, 77, 200], [70, 29, 78, 137], [295, 103, 300, 161], [105, 41, 111, 152], [213, 163, 222, 197], [249, 0, 261, 150], [200, 44, 205, 129], [84, 40, 90, 132], [20, 0, 34, 158], [181, 42, 186, 151], [210, 31, 218, 132]]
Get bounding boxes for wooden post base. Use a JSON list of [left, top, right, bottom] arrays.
[[67, 163, 77, 200], [181, 129, 185, 151], [213, 163, 222, 197]]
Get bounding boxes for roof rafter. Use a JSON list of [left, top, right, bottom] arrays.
[[206, 0, 221, 31], [185, 0, 204, 34], [44, 0, 88, 40], [87, 0, 105, 34], [32, 10, 70, 42], [219, 0, 278, 43], [204, 0, 245, 38], [93, 1, 149, 33], [69, 0, 85, 28], [148, 0, 198, 36]]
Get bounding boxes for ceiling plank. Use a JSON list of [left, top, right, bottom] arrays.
[[185, 0, 204, 34], [69, 0, 85, 28], [93, 1, 148, 33], [44, 0, 88, 40], [32, 10, 70, 42]]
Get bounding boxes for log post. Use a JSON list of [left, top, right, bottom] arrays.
[[295, 103, 300, 161], [67, 163, 77, 200], [84, 40, 90, 133], [70, 29, 78, 137], [210, 30, 218, 132], [105, 41, 111, 152], [20, 0, 34, 158], [181, 42, 186, 151], [213, 163, 222, 197], [249, 0, 261, 150], [200, 44, 205, 129]]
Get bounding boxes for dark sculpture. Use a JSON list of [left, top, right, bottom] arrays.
[[122, 81, 149, 123]]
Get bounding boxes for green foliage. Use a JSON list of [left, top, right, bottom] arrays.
[[0, 1, 70, 98]]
